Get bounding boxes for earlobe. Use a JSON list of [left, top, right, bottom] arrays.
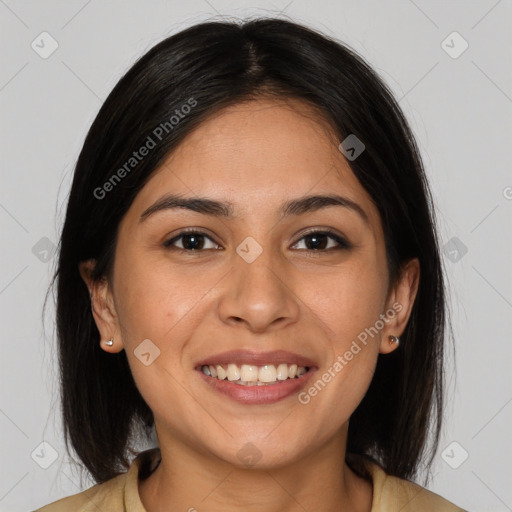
[[379, 258, 420, 354], [79, 260, 122, 352]]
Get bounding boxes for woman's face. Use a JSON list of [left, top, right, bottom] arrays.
[[86, 97, 417, 468]]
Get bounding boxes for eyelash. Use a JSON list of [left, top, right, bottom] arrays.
[[163, 228, 351, 253]]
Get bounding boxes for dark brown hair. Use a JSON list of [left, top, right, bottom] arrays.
[[52, 17, 447, 485]]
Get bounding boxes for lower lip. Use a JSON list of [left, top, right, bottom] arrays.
[[196, 368, 317, 405]]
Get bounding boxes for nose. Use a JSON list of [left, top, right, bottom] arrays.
[[217, 247, 300, 333]]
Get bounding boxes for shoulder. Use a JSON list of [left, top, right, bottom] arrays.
[[33, 473, 127, 512], [33, 448, 160, 512], [366, 461, 467, 511]]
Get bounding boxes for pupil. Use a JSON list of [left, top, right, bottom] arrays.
[[307, 234, 326, 250], [184, 234, 203, 250]]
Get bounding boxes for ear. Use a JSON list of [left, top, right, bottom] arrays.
[[79, 260, 123, 353], [379, 258, 420, 354]]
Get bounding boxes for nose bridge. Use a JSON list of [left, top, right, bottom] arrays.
[[217, 237, 299, 332]]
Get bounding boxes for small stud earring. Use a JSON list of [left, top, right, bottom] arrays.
[[389, 335, 400, 346], [104, 337, 114, 347]]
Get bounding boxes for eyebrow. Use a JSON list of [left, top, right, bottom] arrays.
[[140, 193, 369, 224]]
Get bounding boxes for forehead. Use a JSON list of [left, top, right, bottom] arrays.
[[127, 97, 379, 225], [163, 98, 344, 187]]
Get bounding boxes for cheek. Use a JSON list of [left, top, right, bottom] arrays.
[[111, 253, 214, 415], [302, 258, 388, 342], [112, 249, 222, 357], [293, 257, 386, 412]]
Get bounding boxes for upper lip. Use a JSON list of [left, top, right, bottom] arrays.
[[195, 350, 317, 369]]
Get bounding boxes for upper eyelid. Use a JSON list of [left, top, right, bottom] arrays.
[[293, 229, 351, 250], [163, 229, 217, 248]]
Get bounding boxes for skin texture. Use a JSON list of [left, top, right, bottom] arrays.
[[81, 97, 419, 512]]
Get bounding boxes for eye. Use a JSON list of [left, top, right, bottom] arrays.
[[292, 229, 351, 251], [163, 229, 221, 251], [163, 228, 351, 252]]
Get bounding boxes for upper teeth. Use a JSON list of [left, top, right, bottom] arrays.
[[201, 363, 308, 385]]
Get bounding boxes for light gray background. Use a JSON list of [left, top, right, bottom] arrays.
[[1, 1, 511, 511]]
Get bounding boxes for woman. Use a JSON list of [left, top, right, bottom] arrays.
[[35, 17, 466, 511]]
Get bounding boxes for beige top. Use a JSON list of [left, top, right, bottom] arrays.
[[35, 448, 466, 511]]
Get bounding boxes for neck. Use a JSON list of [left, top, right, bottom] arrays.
[[139, 427, 373, 512]]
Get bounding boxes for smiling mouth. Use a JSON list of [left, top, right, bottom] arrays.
[[199, 363, 311, 386]]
